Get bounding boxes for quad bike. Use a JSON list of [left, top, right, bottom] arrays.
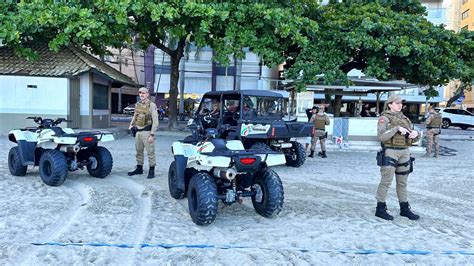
[[7, 117, 114, 186], [169, 119, 286, 226]]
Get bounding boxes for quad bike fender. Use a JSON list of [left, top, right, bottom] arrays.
[[8, 129, 38, 143], [225, 140, 245, 150], [9, 130, 39, 166], [196, 155, 231, 167], [259, 153, 286, 167], [37, 129, 77, 145], [97, 133, 114, 142], [174, 155, 188, 191], [172, 141, 198, 157]]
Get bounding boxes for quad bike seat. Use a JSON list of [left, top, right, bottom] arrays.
[[50, 127, 66, 136], [210, 139, 228, 152]]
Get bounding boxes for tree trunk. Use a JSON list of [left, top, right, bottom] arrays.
[[168, 54, 180, 129], [334, 93, 342, 117], [167, 39, 186, 129], [446, 90, 464, 107], [324, 90, 332, 113]]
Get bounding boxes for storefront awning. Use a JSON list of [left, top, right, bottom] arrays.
[[306, 79, 417, 96]]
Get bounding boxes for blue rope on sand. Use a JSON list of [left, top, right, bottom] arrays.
[[31, 242, 474, 256]]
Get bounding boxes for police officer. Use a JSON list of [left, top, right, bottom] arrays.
[[375, 94, 420, 221], [423, 106, 442, 158], [305, 106, 317, 151], [128, 87, 159, 179], [309, 105, 330, 158]]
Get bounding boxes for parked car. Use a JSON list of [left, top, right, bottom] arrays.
[[434, 108, 474, 130], [123, 104, 135, 115]]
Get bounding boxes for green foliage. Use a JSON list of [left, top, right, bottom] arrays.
[[1, 0, 472, 102], [0, 1, 315, 127], [284, 1, 471, 97]]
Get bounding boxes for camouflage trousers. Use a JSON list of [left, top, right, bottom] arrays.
[[310, 130, 326, 152], [376, 148, 411, 202], [135, 131, 156, 166], [425, 128, 440, 156]]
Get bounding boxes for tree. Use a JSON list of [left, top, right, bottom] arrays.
[[1, 1, 314, 128], [284, 1, 471, 116], [445, 30, 474, 107]]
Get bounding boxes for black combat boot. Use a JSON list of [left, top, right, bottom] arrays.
[[308, 150, 314, 158], [321, 151, 327, 158], [318, 151, 323, 157], [128, 165, 143, 176], [399, 202, 420, 220], [375, 202, 394, 221], [147, 166, 155, 179]]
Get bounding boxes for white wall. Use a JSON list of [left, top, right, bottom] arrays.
[[0, 75, 68, 115], [79, 73, 90, 115]]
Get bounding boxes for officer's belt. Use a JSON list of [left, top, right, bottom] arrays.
[[136, 125, 152, 132], [426, 126, 439, 129], [384, 146, 407, 150]]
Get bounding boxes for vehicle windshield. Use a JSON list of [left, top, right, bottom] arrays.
[[242, 96, 282, 120], [198, 97, 220, 116]]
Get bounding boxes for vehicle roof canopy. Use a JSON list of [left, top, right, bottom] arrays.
[[203, 90, 283, 98]]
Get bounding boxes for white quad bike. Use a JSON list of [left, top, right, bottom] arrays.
[[8, 117, 114, 186], [169, 124, 286, 226]]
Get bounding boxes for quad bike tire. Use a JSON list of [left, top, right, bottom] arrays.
[[168, 161, 185, 199], [86, 146, 113, 178], [39, 150, 68, 186], [250, 142, 272, 152], [187, 172, 218, 226], [285, 141, 306, 167], [251, 169, 284, 218], [8, 146, 27, 176]]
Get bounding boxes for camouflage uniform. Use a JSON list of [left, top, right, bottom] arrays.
[[424, 112, 442, 157], [375, 94, 420, 221], [376, 110, 419, 203], [309, 112, 330, 157], [130, 99, 159, 167]]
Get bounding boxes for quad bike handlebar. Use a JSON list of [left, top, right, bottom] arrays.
[[26, 116, 72, 128]]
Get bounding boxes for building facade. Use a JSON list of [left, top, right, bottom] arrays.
[[460, 0, 474, 30], [104, 48, 146, 113], [0, 44, 135, 133]]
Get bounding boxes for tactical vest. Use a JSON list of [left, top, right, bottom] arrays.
[[427, 113, 442, 127], [381, 111, 412, 148], [134, 100, 153, 127], [313, 114, 327, 130]]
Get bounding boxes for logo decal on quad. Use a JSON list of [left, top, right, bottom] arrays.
[[241, 124, 271, 136], [198, 143, 212, 152]]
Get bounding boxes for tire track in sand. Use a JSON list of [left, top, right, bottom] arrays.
[[288, 178, 474, 239], [17, 180, 92, 265]]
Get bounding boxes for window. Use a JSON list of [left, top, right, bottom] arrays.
[[243, 96, 282, 120], [459, 110, 473, 116], [444, 109, 455, 114], [198, 96, 220, 115], [462, 9, 470, 20], [93, 84, 109, 109]]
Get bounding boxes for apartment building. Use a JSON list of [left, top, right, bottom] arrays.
[[460, 0, 474, 30]]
